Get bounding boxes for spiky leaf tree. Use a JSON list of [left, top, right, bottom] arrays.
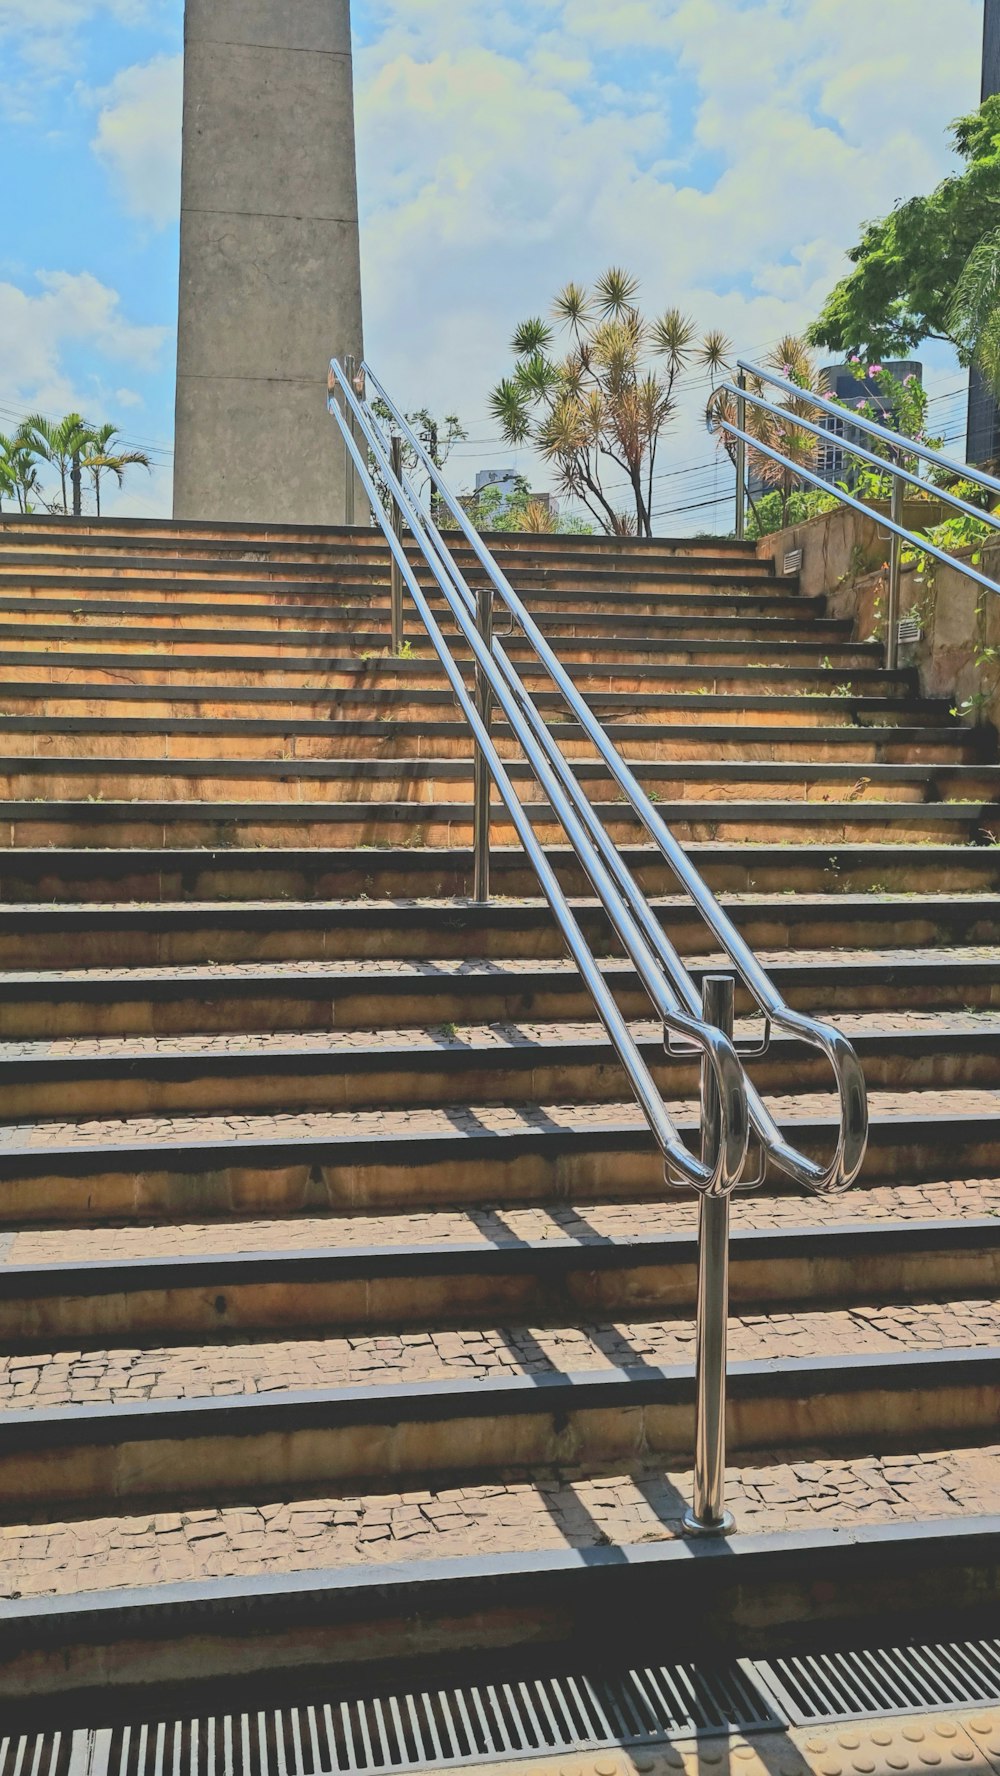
[[489, 268, 729, 538], [707, 337, 830, 531]]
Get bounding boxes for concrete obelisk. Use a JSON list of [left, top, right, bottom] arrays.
[[173, 1, 364, 526]]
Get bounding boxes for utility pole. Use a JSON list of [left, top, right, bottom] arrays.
[[967, 0, 1000, 464], [71, 452, 82, 519]]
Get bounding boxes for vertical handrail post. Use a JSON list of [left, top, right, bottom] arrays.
[[390, 435, 405, 654], [344, 354, 357, 528], [473, 583, 494, 902], [885, 470, 904, 672], [684, 974, 737, 1537], [734, 371, 747, 542]]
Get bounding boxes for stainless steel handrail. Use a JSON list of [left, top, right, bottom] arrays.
[[719, 360, 1000, 666], [342, 358, 868, 1198], [329, 362, 748, 1196], [738, 359, 1000, 504], [328, 357, 868, 1199]]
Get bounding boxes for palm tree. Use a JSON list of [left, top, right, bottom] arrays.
[[950, 226, 1000, 395], [0, 431, 42, 514], [19, 413, 95, 515], [81, 424, 152, 517]]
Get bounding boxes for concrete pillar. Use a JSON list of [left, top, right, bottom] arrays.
[[967, 0, 1000, 466], [173, 0, 364, 527]]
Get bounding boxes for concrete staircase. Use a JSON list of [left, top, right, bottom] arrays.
[[0, 516, 999, 1713]]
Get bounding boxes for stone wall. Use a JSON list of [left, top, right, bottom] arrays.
[[758, 506, 1000, 733]]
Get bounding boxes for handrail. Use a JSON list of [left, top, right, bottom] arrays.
[[718, 361, 1000, 667], [737, 359, 1000, 505], [733, 367, 1000, 539], [328, 357, 869, 1198]]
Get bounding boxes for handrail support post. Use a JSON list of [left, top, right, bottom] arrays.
[[473, 583, 494, 902], [390, 434, 405, 653], [343, 354, 357, 528], [684, 973, 737, 1538], [885, 471, 904, 673], [735, 371, 747, 543]]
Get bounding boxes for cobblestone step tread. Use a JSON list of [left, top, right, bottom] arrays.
[[1, 1445, 998, 1604], [3, 945, 997, 984], [4, 1296, 1000, 1410], [6, 1180, 998, 1264], [1, 1009, 997, 1067], [1, 1087, 997, 1156]]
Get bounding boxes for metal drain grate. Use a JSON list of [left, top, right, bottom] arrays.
[[0, 1732, 72, 1776], [17, 1637, 1000, 1776], [83, 1660, 774, 1776], [752, 1636, 1000, 1725]]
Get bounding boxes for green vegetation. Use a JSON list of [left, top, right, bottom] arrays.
[[445, 474, 593, 535], [0, 411, 151, 516], [368, 400, 467, 526], [489, 267, 729, 538]]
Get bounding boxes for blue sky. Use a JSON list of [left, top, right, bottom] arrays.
[[0, 0, 985, 524]]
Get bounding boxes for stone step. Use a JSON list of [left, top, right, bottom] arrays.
[[0, 1513, 994, 1701], [0, 957, 994, 1038], [10, 1272, 1000, 1393], [0, 646, 905, 699], [0, 841, 994, 901], [1, 892, 993, 970], [0, 796, 981, 849], [0, 1013, 991, 1116], [10, 1177, 995, 1264], [0, 715, 976, 765], [0, 1347, 994, 1525], [0, 1092, 995, 1222], [0, 1217, 992, 1349], [0, 518, 764, 562], [0, 590, 841, 640], [0, 621, 878, 672], [1, 755, 993, 806], [0, 563, 784, 604], [0, 680, 946, 729], [0, 574, 808, 619]]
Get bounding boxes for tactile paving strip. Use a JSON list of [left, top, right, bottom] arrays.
[[436, 1714, 1000, 1776]]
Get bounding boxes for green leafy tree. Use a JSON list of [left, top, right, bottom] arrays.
[[19, 412, 95, 515], [809, 94, 1000, 358], [490, 268, 729, 538], [832, 360, 942, 501], [81, 423, 152, 517], [949, 225, 1000, 395], [368, 400, 467, 522], [0, 430, 41, 514]]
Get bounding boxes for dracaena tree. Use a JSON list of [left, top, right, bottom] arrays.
[[706, 336, 832, 532], [489, 268, 730, 539]]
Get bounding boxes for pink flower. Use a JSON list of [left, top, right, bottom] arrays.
[[869, 363, 883, 375], [850, 355, 861, 365]]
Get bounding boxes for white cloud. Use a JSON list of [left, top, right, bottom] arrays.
[[90, 52, 182, 227], [0, 269, 168, 417], [354, 0, 983, 526]]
